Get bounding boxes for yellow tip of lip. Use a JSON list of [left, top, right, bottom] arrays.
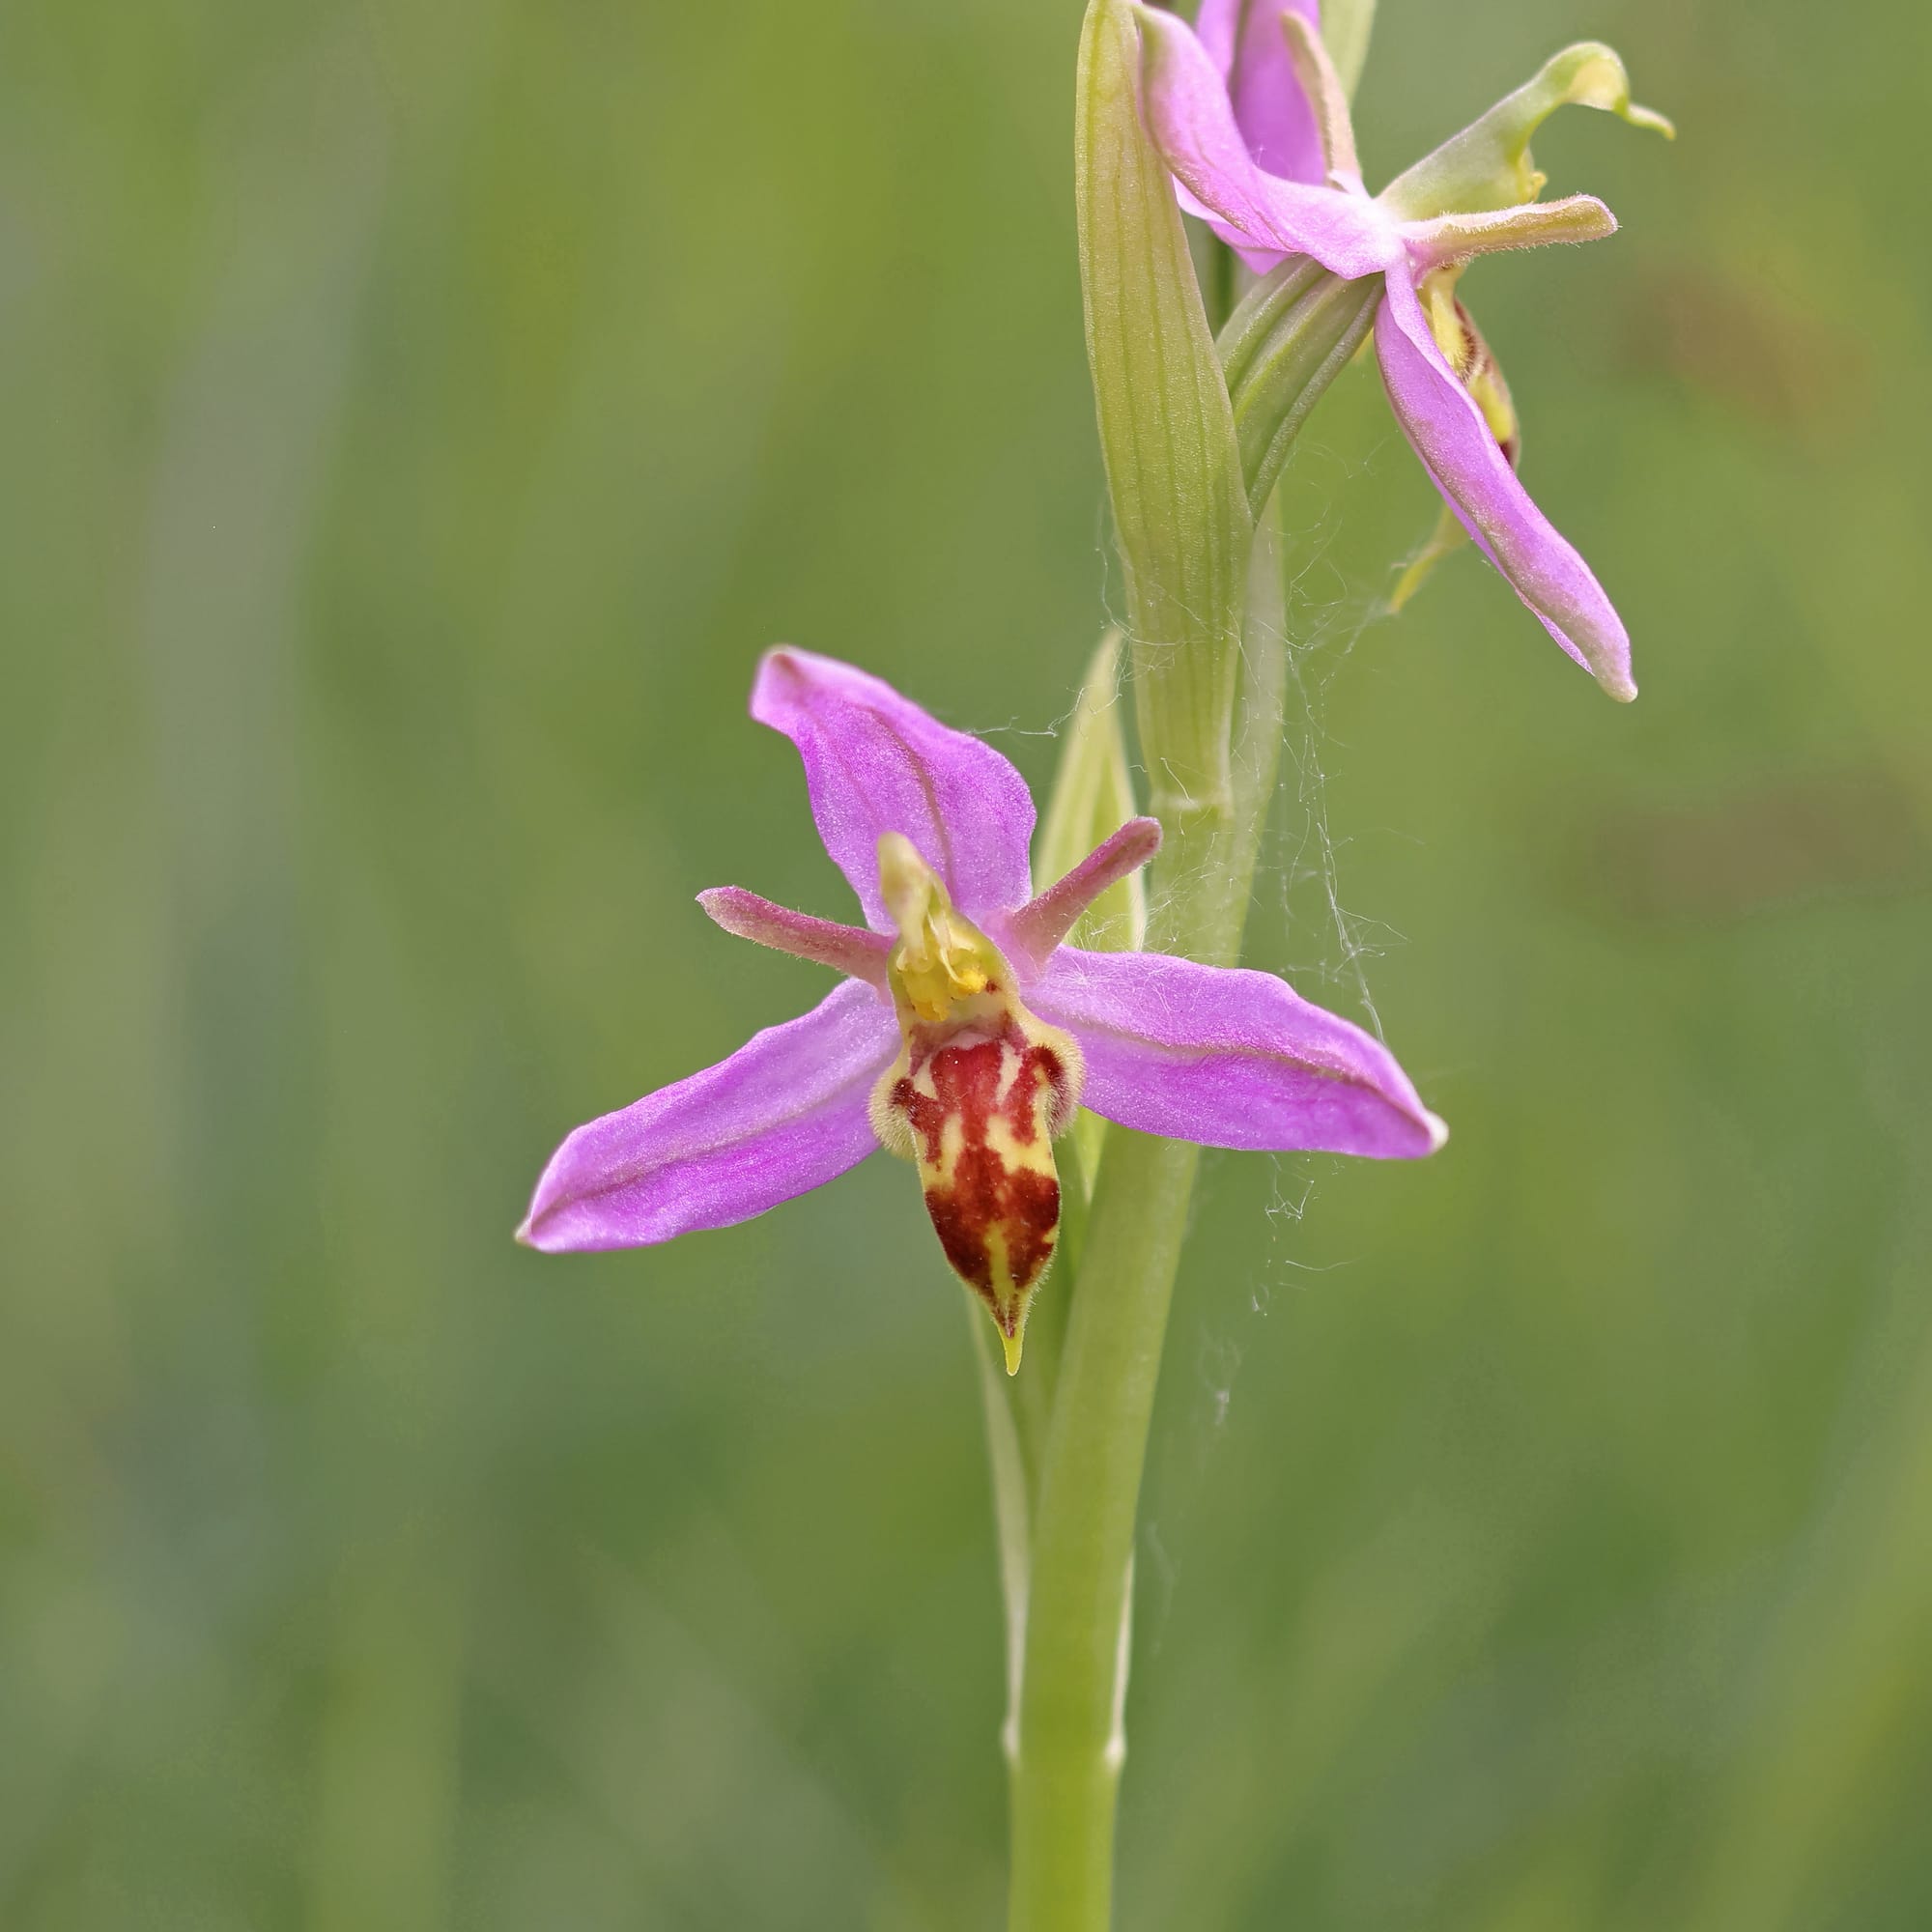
[[1001, 1327, 1025, 1377]]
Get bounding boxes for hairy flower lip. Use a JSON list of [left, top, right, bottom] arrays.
[[1136, 4, 1663, 700], [521, 653, 1445, 1284]]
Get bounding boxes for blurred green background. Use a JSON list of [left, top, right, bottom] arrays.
[[4, 0, 1930, 1925]]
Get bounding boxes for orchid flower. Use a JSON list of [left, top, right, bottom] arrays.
[[521, 650, 1444, 1370], [1141, 2, 1671, 701]]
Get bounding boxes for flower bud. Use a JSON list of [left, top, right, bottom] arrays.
[[1077, 0, 1253, 816], [870, 837, 1084, 1373]]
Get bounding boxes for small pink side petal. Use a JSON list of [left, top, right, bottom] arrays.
[[1194, 0, 1327, 186], [1133, 4, 1395, 280], [1403, 194, 1617, 270], [519, 980, 898, 1252], [1374, 267, 1636, 699], [752, 648, 1037, 930], [1028, 947, 1445, 1159], [1001, 817, 1162, 971], [698, 887, 893, 988]]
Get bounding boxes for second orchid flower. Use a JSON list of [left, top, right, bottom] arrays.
[[1140, 1, 1671, 700]]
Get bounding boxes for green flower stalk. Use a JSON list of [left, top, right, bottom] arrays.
[[1006, 2, 1668, 1926], [1005, 4, 1401, 1923]]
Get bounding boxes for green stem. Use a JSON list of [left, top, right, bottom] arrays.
[[1007, 531, 1288, 1930], [974, 1306, 1037, 1771], [1007, 1122, 1201, 1931]]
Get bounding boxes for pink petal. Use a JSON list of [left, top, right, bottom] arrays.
[[751, 649, 1037, 929], [1172, 173, 1295, 276], [999, 816, 1162, 970], [1028, 946, 1445, 1159], [1374, 266, 1636, 700], [1402, 194, 1618, 270], [519, 980, 899, 1251], [697, 886, 892, 988], [1193, 0, 1327, 187], [1134, 4, 1396, 280]]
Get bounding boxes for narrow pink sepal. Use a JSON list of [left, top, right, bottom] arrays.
[[519, 980, 898, 1252], [1193, 0, 1326, 187], [1374, 267, 1636, 700], [1000, 818, 1162, 971], [698, 887, 892, 988], [1028, 946, 1446, 1159], [751, 648, 1037, 930], [1133, 4, 1396, 280]]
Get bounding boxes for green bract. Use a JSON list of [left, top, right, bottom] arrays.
[[1036, 630, 1146, 1200], [1035, 632, 1147, 959], [1075, 0, 1252, 817]]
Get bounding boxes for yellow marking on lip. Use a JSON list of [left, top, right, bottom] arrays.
[[984, 1112, 1055, 1177], [937, 1111, 966, 1184]]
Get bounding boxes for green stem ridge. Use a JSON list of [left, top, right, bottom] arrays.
[[1015, 2, 1345, 1915], [1004, 520, 1290, 1931], [1009, 1124, 1198, 1932], [975, 1308, 1037, 1770]]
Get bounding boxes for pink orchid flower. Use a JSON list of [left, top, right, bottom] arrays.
[[522, 650, 1444, 1369], [1145, 1, 1670, 700]]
